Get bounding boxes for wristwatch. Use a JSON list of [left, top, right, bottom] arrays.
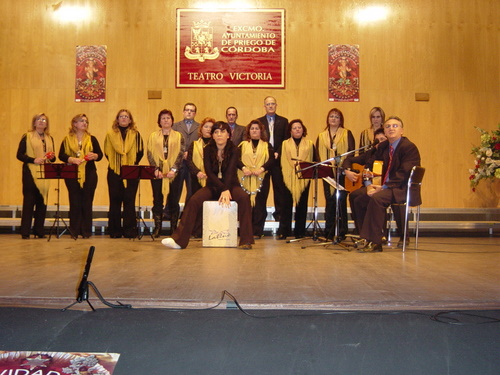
[[171, 168, 177, 172]]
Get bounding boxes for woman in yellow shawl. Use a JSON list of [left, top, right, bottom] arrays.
[[104, 109, 144, 238], [359, 107, 385, 153], [16, 113, 56, 239], [185, 117, 214, 238], [238, 119, 275, 238], [147, 109, 185, 237], [316, 108, 355, 240], [58, 114, 103, 238], [279, 119, 317, 240]]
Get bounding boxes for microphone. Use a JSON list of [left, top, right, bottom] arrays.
[[365, 139, 379, 150]]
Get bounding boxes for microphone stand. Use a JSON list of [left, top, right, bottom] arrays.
[[61, 246, 132, 312], [301, 144, 374, 250]]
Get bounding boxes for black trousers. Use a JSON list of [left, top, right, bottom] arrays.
[[20, 166, 47, 237], [64, 170, 98, 237], [279, 182, 310, 238], [151, 178, 179, 218], [252, 173, 271, 236], [323, 180, 349, 239], [268, 162, 286, 220], [107, 169, 139, 238], [166, 160, 192, 218]]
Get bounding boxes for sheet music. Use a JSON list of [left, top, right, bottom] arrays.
[[322, 176, 346, 191]]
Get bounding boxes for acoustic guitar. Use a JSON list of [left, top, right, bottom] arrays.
[[344, 161, 383, 193]]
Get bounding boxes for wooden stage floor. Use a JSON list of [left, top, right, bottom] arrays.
[[0, 233, 498, 311]]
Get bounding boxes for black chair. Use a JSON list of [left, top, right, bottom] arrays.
[[388, 166, 426, 251]]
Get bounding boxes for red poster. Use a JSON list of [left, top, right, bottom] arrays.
[[75, 45, 107, 102], [328, 44, 360, 102], [176, 9, 285, 88]]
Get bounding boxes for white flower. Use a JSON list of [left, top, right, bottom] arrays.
[[486, 149, 493, 157]]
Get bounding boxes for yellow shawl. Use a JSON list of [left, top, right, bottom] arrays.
[[318, 128, 350, 194], [147, 129, 182, 197], [104, 128, 142, 187], [62, 132, 93, 188], [26, 132, 54, 204], [281, 138, 314, 204], [238, 140, 269, 206], [192, 138, 207, 187]]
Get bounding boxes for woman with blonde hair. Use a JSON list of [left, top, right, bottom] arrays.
[[58, 114, 103, 238], [359, 107, 385, 152], [104, 109, 144, 238], [16, 113, 56, 239]]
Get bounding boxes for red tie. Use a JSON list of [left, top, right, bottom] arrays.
[[383, 145, 394, 184]]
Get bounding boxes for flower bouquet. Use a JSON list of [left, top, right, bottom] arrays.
[[469, 125, 500, 192]]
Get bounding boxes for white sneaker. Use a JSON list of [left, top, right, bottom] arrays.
[[161, 238, 181, 249]]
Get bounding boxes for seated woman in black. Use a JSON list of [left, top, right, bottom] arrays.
[[161, 121, 254, 249]]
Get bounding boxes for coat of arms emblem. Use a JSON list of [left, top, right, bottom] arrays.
[[185, 20, 220, 62]]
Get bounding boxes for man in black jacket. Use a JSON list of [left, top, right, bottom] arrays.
[[258, 96, 289, 222], [347, 116, 420, 252]]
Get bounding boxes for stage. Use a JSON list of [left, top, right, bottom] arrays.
[[0, 234, 498, 311]]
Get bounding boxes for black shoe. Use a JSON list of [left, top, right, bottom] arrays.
[[254, 234, 264, 240], [397, 238, 410, 248], [278, 234, 287, 240], [21, 235, 29, 239], [34, 234, 46, 239]]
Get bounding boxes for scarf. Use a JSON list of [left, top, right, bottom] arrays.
[[26, 131, 54, 204], [147, 129, 182, 197], [192, 138, 207, 187], [62, 132, 93, 187], [238, 140, 269, 206], [318, 128, 349, 194], [281, 138, 314, 204], [104, 128, 142, 186]]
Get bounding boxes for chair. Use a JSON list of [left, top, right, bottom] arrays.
[[387, 166, 426, 251]]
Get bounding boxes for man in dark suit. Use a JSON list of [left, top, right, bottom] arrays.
[[348, 116, 420, 252], [167, 103, 200, 230], [226, 106, 246, 146], [258, 96, 289, 222]]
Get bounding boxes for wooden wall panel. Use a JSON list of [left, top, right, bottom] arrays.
[[1, 0, 498, 209]]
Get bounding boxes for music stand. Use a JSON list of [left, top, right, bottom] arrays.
[[41, 163, 78, 241], [121, 165, 157, 240], [286, 160, 333, 243], [302, 145, 372, 250]]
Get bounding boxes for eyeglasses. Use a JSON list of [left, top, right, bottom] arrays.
[[265, 103, 276, 107], [37, 118, 47, 122], [119, 115, 130, 119], [184, 109, 196, 113], [384, 123, 401, 129]]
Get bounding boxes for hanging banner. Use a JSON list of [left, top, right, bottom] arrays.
[[75, 45, 107, 102], [176, 9, 285, 88], [328, 44, 359, 102]]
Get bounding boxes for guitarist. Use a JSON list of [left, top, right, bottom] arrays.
[[346, 117, 421, 252], [344, 127, 386, 237]]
